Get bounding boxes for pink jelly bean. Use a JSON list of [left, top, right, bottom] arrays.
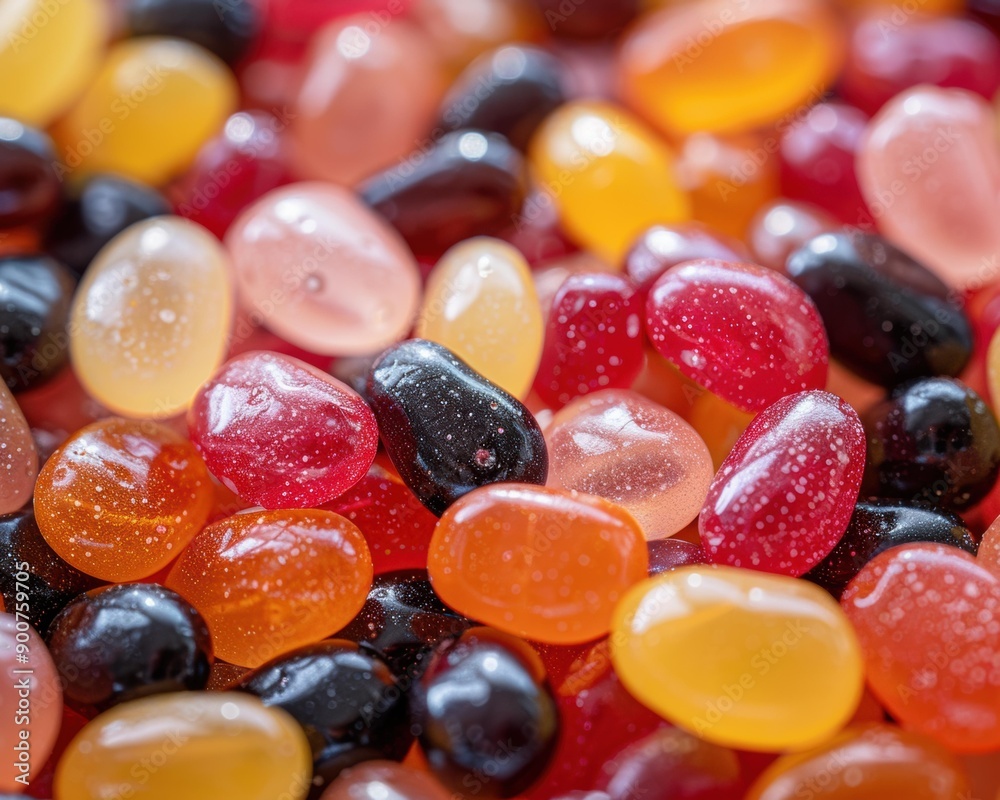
[[0, 383, 36, 515]]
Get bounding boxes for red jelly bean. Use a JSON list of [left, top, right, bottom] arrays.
[[841, 12, 1000, 116], [779, 102, 870, 226], [624, 223, 747, 295], [646, 260, 829, 413], [533, 273, 644, 408], [701, 390, 866, 576], [842, 543, 1000, 753], [189, 350, 378, 509]]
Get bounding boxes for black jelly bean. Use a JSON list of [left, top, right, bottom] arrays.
[[367, 339, 548, 515], [124, 0, 261, 65], [0, 117, 62, 231]]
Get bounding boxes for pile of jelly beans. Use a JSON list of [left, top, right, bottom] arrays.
[[5, 0, 1000, 798]]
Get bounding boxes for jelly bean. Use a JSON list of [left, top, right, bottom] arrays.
[[531, 0, 637, 39], [174, 110, 293, 238], [529, 101, 690, 263], [166, 509, 372, 667], [70, 216, 233, 418], [290, 17, 443, 185], [35, 417, 214, 582], [53, 38, 238, 186], [0, 0, 106, 126], [646, 260, 829, 413], [43, 174, 171, 276], [678, 131, 781, 239], [779, 102, 869, 226], [702, 391, 866, 576], [236, 640, 412, 789], [410, 627, 559, 796], [47, 583, 212, 711], [335, 570, 472, 679], [226, 182, 421, 356], [439, 46, 566, 151], [611, 566, 864, 751], [416, 238, 541, 398], [54, 692, 312, 800], [0, 254, 76, 393], [428, 484, 648, 643], [0, 384, 35, 514], [842, 544, 1000, 752], [545, 390, 713, 540], [747, 200, 838, 274], [624, 222, 748, 296], [685, 390, 755, 470], [533, 273, 644, 408], [982, 517, 1000, 577], [320, 761, 452, 800], [805, 500, 977, 598], [0, 509, 102, 634], [367, 339, 547, 515], [1, 612, 62, 792], [618, 0, 842, 136], [984, 326, 1000, 415], [323, 465, 438, 574], [787, 232, 973, 387], [647, 538, 708, 575], [361, 132, 526, 260], [862, 377, 1000, 511], [746, 723, 971, 800], [842, 13, 1000, 117], [124, 0, 261, 65], [0, 118, 61, 231], [189, 351, 378, 509], [857, 86, 1000, 289]]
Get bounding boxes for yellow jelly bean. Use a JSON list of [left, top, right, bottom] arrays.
[[416, 237, 543, 398], [0, 0, 106, 126], [611, 566, 864, 752], [529, 100, 690, 263], [53, 37, 237, 185], [70, 216, 233, 418], [619, 0, 843, 136], [55, 693, 312, 800]]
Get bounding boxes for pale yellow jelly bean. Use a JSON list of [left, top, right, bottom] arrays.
[[0, 0, 106, 126], [53, 37, 238, 185], [529, 101, 690, 263], [417, 237, 543, 398], [70, 216, 233, 419], [611, 566, 864, 752], [0, 383, 36, 515], [54, 693, 313, 800]]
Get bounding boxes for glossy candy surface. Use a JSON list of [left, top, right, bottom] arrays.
[[47, 583, 213, 711], [320, 761, 453, 800], [53, 38, 238, 186], [805, 500, 977, 597], [624, 223, 747, 295], [236, 640, 411, 789], [748, 200, 837, 274], [125, 0, 261, 65], [842, 544, 1000, 752], [428, 484, 648, 643], [34, 418, 214, 581], [0, 383, 35, 514], [533, 273, 645, 408], [529, 101, 689, 263], [0, 118, 61, 231], [190, 351, 379, 509], [646, 259, 829, 413], [545, 390, 713, 540], [416, 238, 542, 398], [70, 216, 233, 418], [54, 692, 313, 800], [701, 391, 865, 576], [647, 538, 708, 575], [410, 628, 559, 797], [861, 378, 1000, 511], [367, 339, 547, 515], [226, 182, 421, 356], [611, 566, 864, 751], [0, 254, 76, 393], [787, 231, 973, 387], [166, 509, 372, 667]]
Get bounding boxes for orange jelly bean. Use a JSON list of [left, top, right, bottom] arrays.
[[34, 418, 214, 582], [166, 509, 373, 667], [619, 0, 843, 136], [427, 483, 648, 644]]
